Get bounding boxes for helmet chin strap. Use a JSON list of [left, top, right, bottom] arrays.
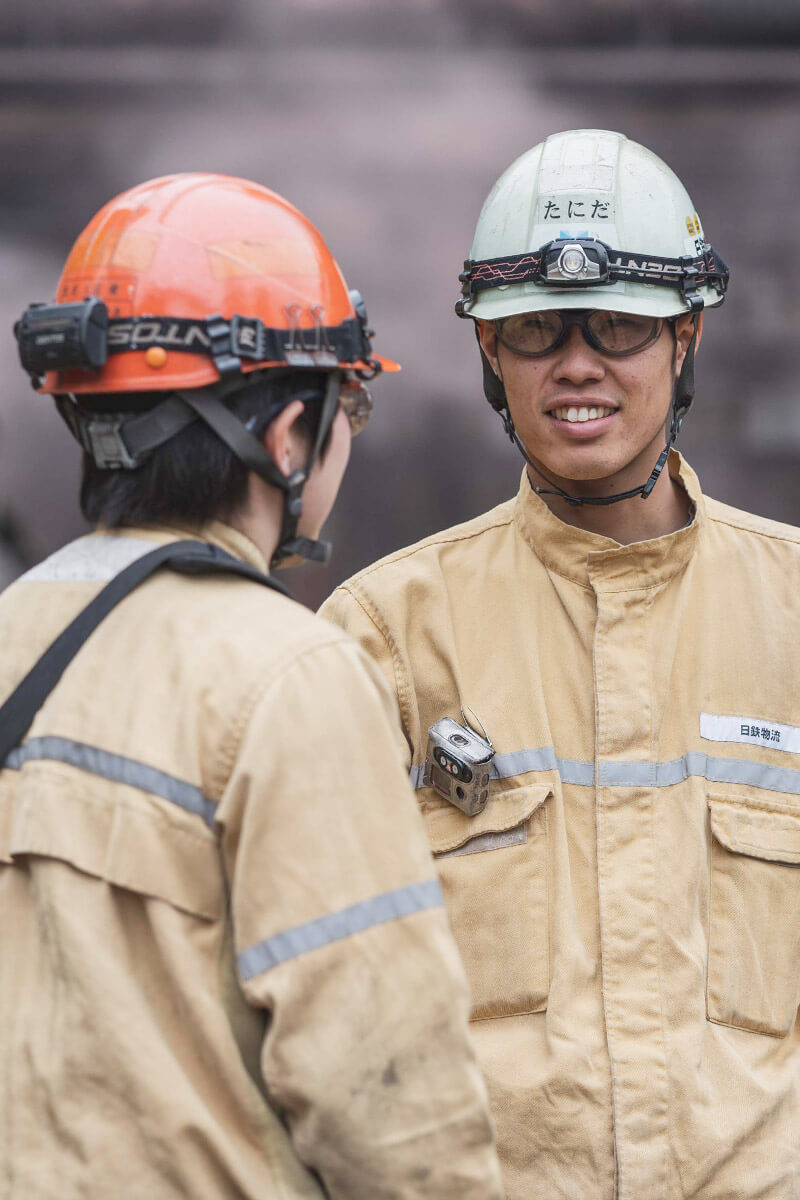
[[177, 371, 342, 567], [60, 369, 343, 568], [485, 315, 700, 508]]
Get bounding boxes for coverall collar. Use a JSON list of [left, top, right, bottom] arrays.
[[127, 519, 271, 575], [514, 450, 704, 591]]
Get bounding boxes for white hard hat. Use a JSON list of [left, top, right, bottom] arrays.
[[458, 129, 728, 321]]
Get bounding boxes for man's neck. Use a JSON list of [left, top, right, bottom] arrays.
[[530, 454, 692, 546], [226, 476, 283, 568]]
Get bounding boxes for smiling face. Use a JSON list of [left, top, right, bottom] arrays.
[[478, 310, 699, 499]]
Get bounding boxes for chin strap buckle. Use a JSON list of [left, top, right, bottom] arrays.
[[679, 257, 705, 313]]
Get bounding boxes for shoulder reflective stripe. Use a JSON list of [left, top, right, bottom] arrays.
[[412, 746, 800, 796], [21, 535, 162, 584], [4, 736, 216, 826], [238, 878, 444, 982]]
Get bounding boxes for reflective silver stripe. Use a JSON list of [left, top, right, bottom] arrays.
[[492, 745, 557, 778], [600, 751, 800, 796], [599, 758, 684, 787], [412, 745, 800, 797], [556, 756, 595, 786], [238, 878, 444, 982], [5, 736, 216, 826], [410, 745, 593, 789], [409, 762, 426, 789], [20, 535, 161, 584]]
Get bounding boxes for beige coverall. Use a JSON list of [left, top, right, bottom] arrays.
[[321, 453, 800, 1200], [0, 522, 504, 1200]]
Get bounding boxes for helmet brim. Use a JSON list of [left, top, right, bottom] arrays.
[[370, 354, 401, 373], [465, 282, 723, 322]]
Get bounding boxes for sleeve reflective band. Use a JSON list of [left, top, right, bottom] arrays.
[[238, 878, 444, 981], [5, 736, 216, 826]]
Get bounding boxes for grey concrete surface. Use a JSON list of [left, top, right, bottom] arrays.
[[2, 40, 799, 608]]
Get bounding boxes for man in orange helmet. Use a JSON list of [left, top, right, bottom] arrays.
[[0, 174, 503, 1200]]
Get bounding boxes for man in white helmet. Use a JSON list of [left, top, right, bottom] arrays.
[[321, 130, 800, 1199]]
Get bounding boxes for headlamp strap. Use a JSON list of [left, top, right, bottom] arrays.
[[103, 312, 373, 371], [457, 239, 729, 311]]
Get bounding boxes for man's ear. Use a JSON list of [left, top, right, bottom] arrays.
[[674, 311, 704, 375], [476, 319, 502, 378], [263, 399, 306, 478]]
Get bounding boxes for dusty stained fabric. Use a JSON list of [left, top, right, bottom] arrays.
[[0, 522, 503, 1200], [321, 452, 800, 1200]]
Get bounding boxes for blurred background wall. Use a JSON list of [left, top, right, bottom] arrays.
[[1, 0, 799, 607]]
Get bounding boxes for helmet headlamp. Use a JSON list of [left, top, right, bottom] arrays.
[[552, 242, 603, 283], [457, 235, 727, 315]]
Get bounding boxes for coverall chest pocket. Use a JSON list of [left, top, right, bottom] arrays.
[[425, 784, 551, 1021], [706, 795, 800, 1038]]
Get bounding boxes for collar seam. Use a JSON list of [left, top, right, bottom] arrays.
[[352, 512, 516, 585]]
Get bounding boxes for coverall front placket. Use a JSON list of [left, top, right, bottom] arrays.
[[589, 548, 671, 1200]]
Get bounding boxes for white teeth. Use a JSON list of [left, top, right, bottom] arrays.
[[552, 405, 615, 423]]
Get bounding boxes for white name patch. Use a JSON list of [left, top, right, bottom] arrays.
[[700, 712, 800, 755]]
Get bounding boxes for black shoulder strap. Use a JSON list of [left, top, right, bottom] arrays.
[[0, 538, 290, 767]]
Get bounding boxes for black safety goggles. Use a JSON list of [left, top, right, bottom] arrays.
[[262, 376, 372, 437], [494, 309, 666, 359]]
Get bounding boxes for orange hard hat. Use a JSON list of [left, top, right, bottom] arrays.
[[37, 172, 399, 395]]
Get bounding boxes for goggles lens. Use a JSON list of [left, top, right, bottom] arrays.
[[339, 379, 373, 436], [495, 310, 663, 358]]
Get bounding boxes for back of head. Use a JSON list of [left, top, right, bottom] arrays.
[[16, 172, 399, 564]]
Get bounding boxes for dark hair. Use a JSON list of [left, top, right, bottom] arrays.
[[79, 371, 333, 528]]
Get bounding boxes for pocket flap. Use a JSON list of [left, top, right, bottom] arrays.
[[426, 784, 552, 856], [708, 795, 800, 865], [8, 773, 223, 920]]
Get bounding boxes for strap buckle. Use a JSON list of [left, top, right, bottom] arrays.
[[84, 414, 138, 470], [205, 314, 242, 378], [679, 256, 705, 313]]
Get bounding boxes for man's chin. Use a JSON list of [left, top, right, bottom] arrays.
[[529, 457, 625, 489]]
